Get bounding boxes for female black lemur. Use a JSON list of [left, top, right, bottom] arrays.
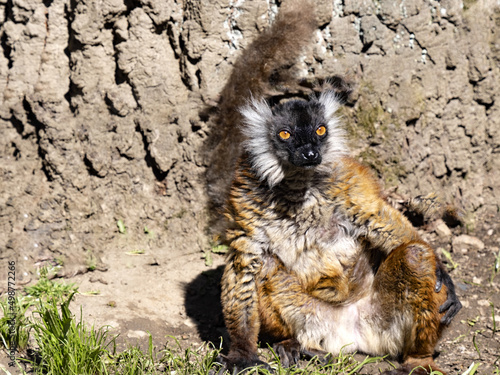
[[208, 1, 462, 374]]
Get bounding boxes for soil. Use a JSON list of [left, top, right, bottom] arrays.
[[1, 207, 500, 374], [1, 0, 499, 373]]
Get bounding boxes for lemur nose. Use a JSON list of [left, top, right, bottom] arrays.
[[302, 150, 319, 161]]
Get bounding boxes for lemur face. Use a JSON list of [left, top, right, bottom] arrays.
[[271, 100, 329, 168], [240, 91, 346, 187]]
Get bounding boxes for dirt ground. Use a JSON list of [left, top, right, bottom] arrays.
[[71, 211, 500, 375], [1, 205, 499, 374]]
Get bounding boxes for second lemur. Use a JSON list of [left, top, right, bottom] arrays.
[[216, 1, 462, 374]]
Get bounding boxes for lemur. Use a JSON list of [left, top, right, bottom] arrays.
[[211, 1, 462, 374]]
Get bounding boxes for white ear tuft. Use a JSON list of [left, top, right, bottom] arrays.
[[318, 91, 341, 120], [317, 92, 349, 165], [240, 98, 273, 137], [240, 99, 285, 186]]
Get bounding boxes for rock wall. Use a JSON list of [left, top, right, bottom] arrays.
[[331, 0, 500, 215], [0, 0, 498, 277]]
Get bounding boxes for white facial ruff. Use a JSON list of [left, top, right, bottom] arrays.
[[241, 98, 285, 187], [317, 91, 349, 167], [240, 92, 349, 187]]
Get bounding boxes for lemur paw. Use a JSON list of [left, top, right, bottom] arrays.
[[216, 352, 272, 374], [435, 266, 462, 325], [273, 339, 332, 368], [273, 339, 300, 368]]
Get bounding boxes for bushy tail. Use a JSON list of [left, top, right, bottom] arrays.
[[207, 0, 317, 207], [219, 0, 316, 114], [385, 190, 463, 227], [404, 193, 463, 227]]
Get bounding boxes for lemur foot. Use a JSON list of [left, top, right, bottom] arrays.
[[215, 352, 272, 374], [273, 338, 332, 368]]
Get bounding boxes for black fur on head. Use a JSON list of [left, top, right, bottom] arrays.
[[241, 91, 347, 187], [270, 100, 328, 168]]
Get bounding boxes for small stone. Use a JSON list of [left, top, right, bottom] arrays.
[[183, 318, 196, 328], [435, 219, 452, 237], [452, 234, 485, 252], [24, 220, 41, 231], [89, 276, 108, 284], [487, 229, 494, 236], [127, 330, 148, 339]]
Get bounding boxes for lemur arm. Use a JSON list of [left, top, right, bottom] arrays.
[[329, 157, 420, 252], [329, 157, 461, 320]]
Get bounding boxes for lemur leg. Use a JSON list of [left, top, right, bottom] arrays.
[[222, 254, 325, 371], [225, 245, 449, 373], [375, 242, 449, 375], [221, 250, 271, 372], [257, 259, 356, 365]]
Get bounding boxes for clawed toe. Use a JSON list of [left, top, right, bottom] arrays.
[[272, 339, 331, 368], [272, 341, 300, 367], [300, 348, 332, 365], [215, 353, 273, 374]]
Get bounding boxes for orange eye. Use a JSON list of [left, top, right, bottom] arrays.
[[316, 126, 326, 136], [279, 130, 291, 140]]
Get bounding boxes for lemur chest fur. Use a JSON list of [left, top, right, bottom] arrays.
[[255, 187, 362, 283]]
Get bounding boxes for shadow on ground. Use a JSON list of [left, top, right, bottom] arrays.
[[184, 265, 228, 352]]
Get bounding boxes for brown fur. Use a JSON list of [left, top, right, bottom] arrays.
[[206, 0, 317, 207], [214, 2, 459, 374], [221, 156, 454, 374]]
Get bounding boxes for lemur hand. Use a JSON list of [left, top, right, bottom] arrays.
[[435, 265, 462, 325]]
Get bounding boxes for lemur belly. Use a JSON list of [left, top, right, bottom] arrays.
[[295, 291, 410, 357], [258, 193, 408, 356], [263, 192, 362, 300]]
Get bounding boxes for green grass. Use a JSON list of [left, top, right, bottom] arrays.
[[264, 348, 383, 375], [0, 283, 384, 375], [30, 293, 112, 374], [24, 267, 77, 301], [160, 338, 223, 375], [440, 248, 459, 270], [0, 296, 32, 352], [110, 341, 158, 374], [0, 274, 477, 375]]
